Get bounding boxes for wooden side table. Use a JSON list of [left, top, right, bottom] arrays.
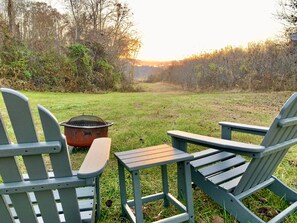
[[114, 144, 194, 223]]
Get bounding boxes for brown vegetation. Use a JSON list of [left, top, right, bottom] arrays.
[[147, 41, 297, 91], [0, 0, 141, 92]]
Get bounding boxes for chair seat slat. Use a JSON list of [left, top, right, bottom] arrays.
[[190, 152, 235, 168], [192, 148, 220, 159], [198, 156, 246, 177], [208, 163, 249, 185], [219, 176, 242, 192]]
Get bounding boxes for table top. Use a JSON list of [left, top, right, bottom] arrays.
[[114, 144, 193, 171]]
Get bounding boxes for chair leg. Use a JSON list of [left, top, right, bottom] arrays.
[[95, 176, 101, 221], [191, 170, 265, 223], [177, 162, 186, 198], [182, 161, 194, 223], [268, 176, 297, 202], [161, 165, 169, 207]]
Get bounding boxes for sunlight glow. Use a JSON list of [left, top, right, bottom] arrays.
[[127, 0, 283, 61]]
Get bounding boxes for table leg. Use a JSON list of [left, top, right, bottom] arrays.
[[172, 138, 188, 198], [118, 160, 127, 217], [161, 165, 169, 207], [132, 170, 143, 222]]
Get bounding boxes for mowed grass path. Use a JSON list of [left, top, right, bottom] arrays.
[[1, 88, 297, 222]]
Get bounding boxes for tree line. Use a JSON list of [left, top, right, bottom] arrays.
[[148, 41, 297, 91], [0, 0, 140, 92]]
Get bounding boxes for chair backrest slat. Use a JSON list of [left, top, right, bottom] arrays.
[[0, 117, 38, 222], [39, 105, 81, 222], [261, 149, 288, 182], [234, 93, 297, 195], [1, 89, 61, 223], [0, 196, 14, 223], [233, 156, 267, 194]]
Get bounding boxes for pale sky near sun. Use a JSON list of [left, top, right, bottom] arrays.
[[126, 0, 284, 61]]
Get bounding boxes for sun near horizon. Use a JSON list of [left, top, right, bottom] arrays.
[[127, 0, 283, 62]]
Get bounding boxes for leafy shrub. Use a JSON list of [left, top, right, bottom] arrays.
[[68, 44, 93, 78]]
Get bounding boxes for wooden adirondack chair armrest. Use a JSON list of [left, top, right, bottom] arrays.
[[168, 130, 265, 157], [219, 121, 269, 138], [77, 138, 111, 179]]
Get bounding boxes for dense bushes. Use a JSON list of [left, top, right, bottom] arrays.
[[0, 35, 127, 92], [0, 0, 140, 92]]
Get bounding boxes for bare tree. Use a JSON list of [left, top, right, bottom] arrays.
[[7, 0, 16, 35], [277, 0, 297, 35]]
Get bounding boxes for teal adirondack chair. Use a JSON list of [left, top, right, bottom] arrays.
[[0, 88, 111, 223], [168, 93, 297, 223]]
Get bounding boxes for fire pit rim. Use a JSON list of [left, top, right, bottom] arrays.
[[59, 121, 113, 129]]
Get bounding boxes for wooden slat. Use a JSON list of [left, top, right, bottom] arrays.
[[115, 144, 169, 157], [116, 145, 193, 171], [123, 149, 184, 164], [4, 187, 95, 204], [0, 196, 14, 223], [263, 93, 297, 147], [38, 105, 82, 223], [219, 121, 269, 135], [127, 153, 193, 171], [190, 152, 235, 169], [168, 130, 265, 153], [0, 158, 37, 222], [0, 104, 38, 223], [14, 210, 94, 223], [2, 89, 60, 223], [118, 147, 175, 161], [261, 150, 287, 182], [219, 176, 242, 192], [234, 157, 266, 195], [0, 176, 86, 195], [278, 117, 297, 127], [208, 163, 249, 184], [192, 148, 220, 159], [78, 138, 111, 179], [248, 153, 279, 188], [198, 156, 246, 177], [10, 199, 94, 218], [285, 125, 297, 143], [237, 152, 282, 194], [0, 141, 61, 157]]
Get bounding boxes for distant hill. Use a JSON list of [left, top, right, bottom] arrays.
[[125, 59, 173, 80], [132, 65, 165, 80], [133, 60, 173, 67]]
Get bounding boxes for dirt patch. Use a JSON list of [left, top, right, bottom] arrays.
[[136, 82, 188, 93]]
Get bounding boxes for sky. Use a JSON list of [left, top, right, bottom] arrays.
[[127, 0, 284, 61]]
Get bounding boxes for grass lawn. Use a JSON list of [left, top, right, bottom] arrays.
[[1, 86, 297, 222]]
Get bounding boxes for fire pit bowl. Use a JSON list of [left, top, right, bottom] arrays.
[[60, 115, 113, 148]]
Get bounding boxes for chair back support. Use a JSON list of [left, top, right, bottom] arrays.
[[234, 93, 297, 195], [0, 89, 81, 222]]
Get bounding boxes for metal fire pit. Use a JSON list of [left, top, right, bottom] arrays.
[[60, 115, 113, 148]]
